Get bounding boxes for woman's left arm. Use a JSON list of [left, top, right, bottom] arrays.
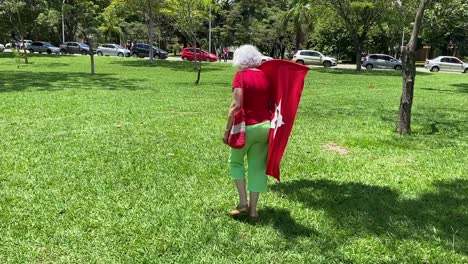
[[223, 88, 243, 144]]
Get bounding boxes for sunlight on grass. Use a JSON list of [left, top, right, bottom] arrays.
[[0, 54, 467, 263]]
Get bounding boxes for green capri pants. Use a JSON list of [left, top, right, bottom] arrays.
[[229, 121, 270, 192]]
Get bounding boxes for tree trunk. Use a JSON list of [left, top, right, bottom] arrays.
[[147, 0, 155, 64], [397, 0, 431, 135], [20, 37, 29, 64], [16, 10, 28, 64], [194, 40, 202, 85], [398, 47, 415, 134], [295, 29, 301, 52], [90, 53, 95, 75], [353, 36, 362, 71], [195, 63, 201, 85], [82, 33, 95, 75], [280, 45, 286, 59]]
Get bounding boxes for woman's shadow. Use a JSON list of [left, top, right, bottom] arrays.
[[270, 178, 468, 255], [233, 207, 318, 240]]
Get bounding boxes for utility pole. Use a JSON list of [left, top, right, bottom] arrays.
[[208, 5, 212, 53], [62, 0, 65, 43]]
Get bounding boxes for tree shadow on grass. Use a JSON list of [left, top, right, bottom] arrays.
[[420, 84, 468, 94], [0, 71, 142, 92], [0, 53, 65, 59], [109, 59, 225, 73], [272, 178, 468, 255], [233, 207, 318, 240], [450, 83, 468, 94], [311, 67, 431, 76], [379, 107, 468, 149]]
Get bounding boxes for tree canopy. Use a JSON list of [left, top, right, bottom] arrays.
[[0, 0, 466, 60]]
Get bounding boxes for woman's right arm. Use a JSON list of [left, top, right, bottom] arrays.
[[223, 88, 243, 144]]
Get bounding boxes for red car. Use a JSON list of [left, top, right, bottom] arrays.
[[181, 47, 217, 62]]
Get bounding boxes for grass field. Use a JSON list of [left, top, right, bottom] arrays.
[[0, 53, 467, 263]]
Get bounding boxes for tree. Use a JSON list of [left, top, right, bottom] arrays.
[[397, 0, 432, 135], [326, 0, 386, 70], [99, 3, 124, 43], [75, 0, 102, 75], [0, 0, 42, 64], [423, 0, 468, 58], [253, 3, 294, 58], [308, 7, 351, 60], [166, 0, 211, 84], [283, 0, 314, 52]]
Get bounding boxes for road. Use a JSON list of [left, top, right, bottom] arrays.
[[2, 49, 462, 74], [166, 56, 439, 73]]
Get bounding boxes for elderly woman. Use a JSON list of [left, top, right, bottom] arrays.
[[223, 45, 271, 220]]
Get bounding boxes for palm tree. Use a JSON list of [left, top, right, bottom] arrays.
[[283, 0, 315, 52]]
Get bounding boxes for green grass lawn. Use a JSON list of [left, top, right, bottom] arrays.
[[0, 53, 467, 263]]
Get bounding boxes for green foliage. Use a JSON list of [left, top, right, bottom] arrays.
[[283, 0, 315, 51], [99, 3, 124, 42], [2, 0, 466, 59], [165, 0, 211, 43], [423, 0, 468, 57], [309, 8, 352, 59], [0, 54, 467, 263], [75, 0, 103, 45]]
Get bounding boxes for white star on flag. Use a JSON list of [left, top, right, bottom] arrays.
[[271, 99, 285, 138]]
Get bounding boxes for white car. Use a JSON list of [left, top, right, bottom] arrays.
[[261, 55, 273, 62], [19, 40, 33, 49], [96, 44, 131, 57], [293, 50, 338, 67], [424, 56, 468, 73], [0, 44, 4, 52]]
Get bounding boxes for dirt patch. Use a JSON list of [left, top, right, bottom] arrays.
[[321, 142, 349, 155]]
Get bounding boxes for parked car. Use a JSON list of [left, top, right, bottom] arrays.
[[6, 40, 32, 49], [130, 43, 168, 59], [293, 50, 337, 67], [96, 44, 130, 57], [60, 42, 90, 55], [362, 54, 402, 70], [425, 56, 468, 73], [29, 41, 60, 54], [181, 47, 217, 62], [19, 40, 33, 49], [0, 44, 4, 52], [261, 55, 273, 62]]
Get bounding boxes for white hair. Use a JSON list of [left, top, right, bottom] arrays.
[[232, 45, 263, 69]]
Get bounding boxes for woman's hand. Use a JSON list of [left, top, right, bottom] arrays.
[[223, 130, 230, 144]]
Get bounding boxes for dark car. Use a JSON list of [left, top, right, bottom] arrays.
[[29, 41, 60, 54], [59, 42, 90, 55], [130, 43, 168, 59]]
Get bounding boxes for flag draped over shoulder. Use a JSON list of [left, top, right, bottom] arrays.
[[258, 60, 309, 181]]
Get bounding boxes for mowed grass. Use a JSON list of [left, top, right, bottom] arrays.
[[0, 53, 467, 263]]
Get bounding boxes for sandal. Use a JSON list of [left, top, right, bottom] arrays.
[[249, 213, 258, 222], [229, 205, 249, 217]]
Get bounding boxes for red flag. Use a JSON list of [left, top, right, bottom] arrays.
[[258, 60, 309, 181]]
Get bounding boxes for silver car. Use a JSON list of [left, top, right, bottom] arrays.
[[293, 50, 337, 67], [362, 54, 402, 70], [0, 44, 4, 52], [96, 44, 131, 57], [59, 42, 90, 55], [29, 41, 60, 54], [425, 56, 468, 73]]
